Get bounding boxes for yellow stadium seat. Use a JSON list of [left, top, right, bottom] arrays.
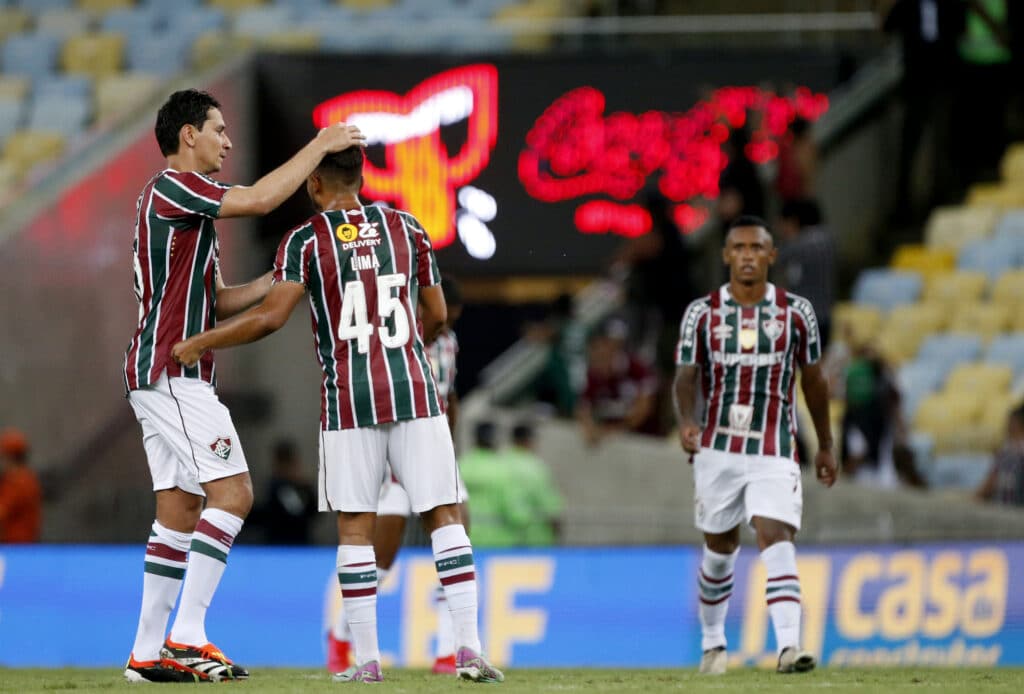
[[1000, 142, 1024, 182], [2, 131, 66, 177], [925, 206, 1000, 251], [970, 393, 1021, 451], [192, 32, 254, 72], [62, 33, 124, 79], [495, 1, 563, 51], [339, 0, 394, 10], [890, 244, 956, 279], [944, 362, 1013, 396], [77, 0, 133, 13], [966, 182, 1024, 208], [921, 270, 988, 305], [257, 31, 320, 51], [991, 269, 1024, 306], [0, 77, 30, 101], [830, 302, 883, 349], [209, 0, 267, 10], [947, 303, 1012, 341], [875, 328, 926, 365], [95, 73, 160, 123], [914, 391, 985, 453], [0, 9, 31, 41], [886, 302, 949, 335]]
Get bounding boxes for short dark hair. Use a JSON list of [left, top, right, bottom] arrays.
[[155, 89, 220, 157], [474, 420, 497, 450], [317, 145, 364, 188], [780, 199, 822, 228], [512, 421, 534, 446], [728, 215, 771, 234], [441, 275, 463, 308]]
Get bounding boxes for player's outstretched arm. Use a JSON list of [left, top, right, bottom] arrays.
[[215, 268, 273, 320], [800, 361, 838, 487], [418, 285, 447, 345], [171, 281, 306, 366], [673, 365, 702, 454], [218, 124, 366, 218]]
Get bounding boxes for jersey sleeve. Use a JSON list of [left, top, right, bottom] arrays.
[[790, 294, 822, 365], [676, 298, 709, 366], [273, 221, 315, 286], [153, 171, 232, 220], [402, 212, 442, 288]]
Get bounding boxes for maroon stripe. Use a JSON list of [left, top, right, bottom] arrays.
[[344, 561, 375, 568], [147, 542, 187, 562], [342, 587, 377, 598], [729, 306, 756, 454], [767, 574, 800, 583], [316, 215, 355, 430], [767, 596, 801, 606], [762, 290, 787, 456], [399, 211, 429, 419], [440, 571, 476, 586], [440, 545, 472, 554], [700, 593, 732, 606], [700, 571, 733, 585], [195, 519, 234, 548], [701, 293, 721, 449]]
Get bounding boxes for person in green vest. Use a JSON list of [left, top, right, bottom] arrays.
[[459, 421, 530, 547], [504, 422, 564, 546]]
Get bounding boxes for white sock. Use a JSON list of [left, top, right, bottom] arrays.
[[698, 545, 738, 652], [338, 545, 380, 665], [333, 566, 387, 642], [131, 522, 191, 661], [431, 524, 481, 653], [434, 584, 455, 658], [761, 541, 802, 653], [170, 508, 243, 646]]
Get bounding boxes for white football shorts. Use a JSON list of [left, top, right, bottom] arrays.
[[377, 460, 468, 517], [128, 372, 249, 495], [319, 415, 463, 514], [692, 448, 803, 533]]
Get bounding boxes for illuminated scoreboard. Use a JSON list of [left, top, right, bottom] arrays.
[[256, 52, 842, 275]]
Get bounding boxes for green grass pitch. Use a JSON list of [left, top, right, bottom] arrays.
[[1, 668, 1023, 693]]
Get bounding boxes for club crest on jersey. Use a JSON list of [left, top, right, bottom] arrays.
[[209, 437, 232, 460], [762, 319, 784, 341]]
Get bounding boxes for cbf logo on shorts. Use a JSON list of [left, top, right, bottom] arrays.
[[209, 437, 232, 460]]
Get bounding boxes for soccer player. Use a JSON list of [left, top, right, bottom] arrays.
[[171, 146, 503, 684], [123, 88, 364, 683], [673, 216, 837, 675], [328, 274, 469, 675]]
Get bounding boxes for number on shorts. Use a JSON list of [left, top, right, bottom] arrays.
[[338, 274, 410, 354]]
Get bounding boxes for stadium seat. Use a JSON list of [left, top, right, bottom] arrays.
[[925, 453, 991, 489], [0, 77, 30, 101], [986, 332, 1024, 375], [101, 7, 164, 36], [26, 93, 91, 138], [829, 302, 883, 349], [95, 73, 160, 122], [956, 237, 1019, 281], [887, 302, 948, 335], [126, 31, 193, 75], [917, 333, 983, 366], [233, 6, 296, 37], [991, 268, 1024, 307], [36, 9, 93, 38], [257, 30, 319, 50], [946, 303, 1012, 342], [33, 75, 93, 101], [341, 0, 395, 10], [920, 270, 987, 305], [0, 97, 26, 148], [924, 205, 1000, 251], [965, 182, 1024, 208], [62, 33, 125, 79], [0, 9, 32, 42], [294, 6, 354, 32], [913, 391, 985, 453], [890, 244, 956, 279], [167, 8, 228, 40], [1000, 142, 1024, 181], [1, 130, 66, 177], [944, 362, 1013, 396], [897, 360, 949, 420], [14, 0, 71, 10], [275, 0, 328, 11], [2, 33, 63, 79], [209, 0, 267, 11], [850, 268, 922, 311], [78, 0, 134, 12], [142, 0, 202, 16], [191, 31, 254, 71]]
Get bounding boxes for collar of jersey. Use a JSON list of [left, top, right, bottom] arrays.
[[720, 282, 776, 308]]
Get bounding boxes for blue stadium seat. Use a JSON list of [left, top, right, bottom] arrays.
[[126, 31, 192, 76], [851, 269, 922, 311], [234, 6, 297, 37], [33, 75, 93, 101], [925, 453, 991, 489], [142, 0, 201, 17], [1, 33, 63, 79], [956, 237, 1020, 281], [995, 209, 1024, 238], [319, 26, 398, 52], [898, 360, 949, 420], [274, 0, 328, 12], [987, 333, 1024, 376], [26, 93, 91, 137], [296, 6, 355, 30], [14, 0, 71, 10], [167, 8, 227, 39], [916, 333, 984, 367], [101, 7, 165, 36], [0, 96, 26, 147]]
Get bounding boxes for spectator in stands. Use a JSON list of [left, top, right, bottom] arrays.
[[774, 199, 837, 351], [505, 422, 564, 546], [774, 117, 818, 208], [880, 0, 965, 219], [0, 428, 42, 543], [576, 318, 658, 446], [458, 421, 528, 547], [840, 343, 904, 488], [525, 293, 585, 418], [717, 125, 765, 230], [975, 404, 1024, 506], [250, 439, 317, 545]]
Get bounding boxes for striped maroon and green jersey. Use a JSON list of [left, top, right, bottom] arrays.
[[273, 204, 444, 430], [676, 283, 821, 460], [427, 329, 458, 406], [124, 169, 232, 392]]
